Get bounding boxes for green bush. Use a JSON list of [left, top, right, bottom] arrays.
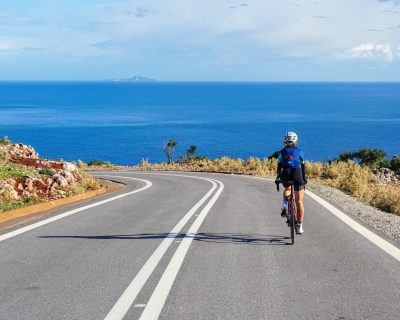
[[338, 148, 387, 168], [38, 168, 55, 176], [0, 197, 42, 213], [390, 155, 400, 175], [87, 159, 112, 167], [0, 163, 42, 179]]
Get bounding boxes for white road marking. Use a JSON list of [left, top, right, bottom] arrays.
[[306, 190, 400, 262], [104, 175, 222, 320], [0, 177, 152, 243], [139, 179, 224, 320], [134, 304, 146, 308], [228, 173, 400, 261]]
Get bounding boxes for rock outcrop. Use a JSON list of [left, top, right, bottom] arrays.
[[2, 143, 39, 159], [0, 141, 99, 209], [372, 168, 399, 184], [0, 180, 19, 202]]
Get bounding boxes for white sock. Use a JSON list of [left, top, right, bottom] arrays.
[[282, 198, 288, 209]]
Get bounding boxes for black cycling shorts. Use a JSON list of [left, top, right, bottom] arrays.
[[280, 167, 305, 191]]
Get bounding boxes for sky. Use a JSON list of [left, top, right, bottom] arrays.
[[1, 0, 400, 81]]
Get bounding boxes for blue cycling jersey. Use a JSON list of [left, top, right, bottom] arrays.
[[278, 146, 305, 169]]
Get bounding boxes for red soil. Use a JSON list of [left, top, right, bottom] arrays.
[[11, 157, 64, 170]]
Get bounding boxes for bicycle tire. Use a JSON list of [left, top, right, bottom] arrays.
[[290, 204, 295, 244], [289, 186, 295, 245]]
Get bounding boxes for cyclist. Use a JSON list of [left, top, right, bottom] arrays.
[[275, 131, 307, 234]]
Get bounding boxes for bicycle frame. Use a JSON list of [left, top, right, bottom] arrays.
[[287, 184, 298, 245], [276, 181, 298, 245]]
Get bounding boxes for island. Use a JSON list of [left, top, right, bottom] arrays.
[[107, 76, 157, 82]]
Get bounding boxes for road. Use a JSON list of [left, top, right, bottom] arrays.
[[0, 172, 399, 320]]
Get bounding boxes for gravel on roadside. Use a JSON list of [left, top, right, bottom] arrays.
[[308, 184, 400, 242]]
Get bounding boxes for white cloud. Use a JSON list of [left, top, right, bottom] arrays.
[[0, 40, 11, 51], [341, 43, 394, 62], [0, 37, 43, 52], [375, 44, 394, 61], [378, 0, 400, 4], [3, 0, 400, 80]]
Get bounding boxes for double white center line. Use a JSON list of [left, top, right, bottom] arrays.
[[104, 175, 224, 320]]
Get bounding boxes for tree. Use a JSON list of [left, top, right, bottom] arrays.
[[356, 148, 386, 167], [390, 155, 400, 175], [187, 145, 197, 160], [164, 140, 177, 163], [338, 148, 386, 168], [338, 151, 356, 162]]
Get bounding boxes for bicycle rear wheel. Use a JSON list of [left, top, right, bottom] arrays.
[[289, 199, 295, 245], [289, 185, 296, 245], [287, 198, 296, 244]]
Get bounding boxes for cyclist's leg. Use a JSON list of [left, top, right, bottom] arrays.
[[280, 169, 291, 210], [292, 168, 305, 222], [294, 187, 305, 222], [283, 186, 291, 198]]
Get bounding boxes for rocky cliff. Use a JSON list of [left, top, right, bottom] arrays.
[[0, 139, 100, 212]]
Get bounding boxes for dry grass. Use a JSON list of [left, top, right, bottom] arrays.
[[102, 157, 400, 215], [66, 170, 101, 196], [77, 170, 102, 191]]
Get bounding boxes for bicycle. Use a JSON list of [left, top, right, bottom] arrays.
[[275, 180, 299, 245]]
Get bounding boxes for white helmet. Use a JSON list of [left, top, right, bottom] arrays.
[[283, 131, 298, 145]]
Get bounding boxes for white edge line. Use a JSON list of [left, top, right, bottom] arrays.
[[231, 174, 400, 262], [306, 190, 400, 262], [0, 176, 152, 243], [104, 176, 219, 320], [104, 172, 400, 262], [139, 179, 225, 320]]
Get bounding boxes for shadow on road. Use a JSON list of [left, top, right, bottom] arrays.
[[39, 233, 291, 245]]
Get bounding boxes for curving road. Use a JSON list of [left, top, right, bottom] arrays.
[[0, 172, 399, 320]]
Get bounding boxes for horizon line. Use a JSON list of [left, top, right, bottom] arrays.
[[1, 80, 400, 84]]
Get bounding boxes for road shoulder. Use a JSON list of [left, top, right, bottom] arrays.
[[0, 179, 125, 232]]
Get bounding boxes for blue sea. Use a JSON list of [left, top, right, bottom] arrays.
[[0, 82, 399, 165]]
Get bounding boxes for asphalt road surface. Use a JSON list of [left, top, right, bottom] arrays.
[[0, 172, 399, 320]]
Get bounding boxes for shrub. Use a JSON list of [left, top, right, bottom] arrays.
[[87, 159, 112, 167], [0, 163, 42, 179], [0, 150, 11, 163], [390, 155, 400, 175], [369, 184, 400, 215], [357, 148, 386, 167], [0, 196, 42, 213], [76, 160, 88, 169], [338, 148, 387, 168], [127, 155, 399, 215], [38, 168, 56, 176], [0, 136, 12, 146], [79, 170, 101, 191]]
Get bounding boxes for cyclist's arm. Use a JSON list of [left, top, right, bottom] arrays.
[[301, 163, 306, 182], [277, 153, 282, 176], [300, 150, 306, 183]]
